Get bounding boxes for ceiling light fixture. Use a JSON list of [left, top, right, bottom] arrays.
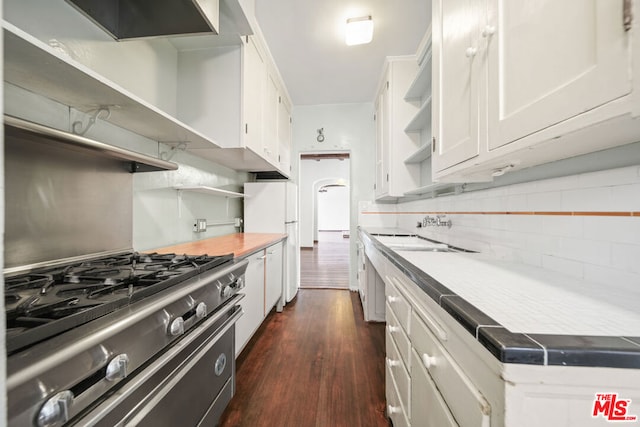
[[345, 15, 373, 46]]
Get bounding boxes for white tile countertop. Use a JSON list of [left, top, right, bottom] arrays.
[[396, 251, 640, 337], [361, 228, 640, 368]]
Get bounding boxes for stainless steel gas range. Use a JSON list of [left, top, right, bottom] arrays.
[[6, 251, 247, 427]]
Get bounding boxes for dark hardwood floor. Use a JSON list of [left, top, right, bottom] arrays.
[[218, 289, 388, 427], [300, 231, 350, 289]]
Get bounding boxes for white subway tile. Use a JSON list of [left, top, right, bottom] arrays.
[[541, 216, 584, 238], [541, 255, 584, 279], [506, 194, 528, 211], [584, 264, 640, 290], [611, 243, 640, 275], [532, 174, 580, 193], [561, 187, 613, 211], [584, 217, 640, 245], [577, 166, 640, 188], [551, 238, 611, 266], [609, 184, 640, 210], [526, 191, 563, 211]]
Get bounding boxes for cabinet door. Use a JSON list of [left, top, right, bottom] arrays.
[[277, 95, 292, 173], [265, 243, 283, 314], [411, 349, 459, 427], [243, 36, 265, 154], [375, 80, 390, 197], [487, 0, 632, 150], [263, 73, 279, 162], [235, 251, 266, 356], [432, 0, 483, 173]]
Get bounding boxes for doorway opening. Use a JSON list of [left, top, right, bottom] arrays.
[[299, 153, 350, 289]]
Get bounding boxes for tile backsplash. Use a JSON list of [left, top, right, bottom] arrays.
[[361, 166, 640, 288]]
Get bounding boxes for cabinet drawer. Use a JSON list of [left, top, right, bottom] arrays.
[[386, 302, 411, 369], [386, 332, 410, 417], [386, 362, 411, 427], [411, 348, 459, 427], [385, 276, 411, 334], [411, 311, 491, 427]]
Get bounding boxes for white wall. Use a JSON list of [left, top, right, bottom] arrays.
[[292, 103, 375, 289], [318, 186, 349, 231]]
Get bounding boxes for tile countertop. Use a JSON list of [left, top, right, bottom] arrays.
[[361, 229, 640, 369], [152, 233, 287, 258]]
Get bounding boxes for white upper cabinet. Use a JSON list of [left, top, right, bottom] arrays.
[[432, 0, 483, 173], [263, 72, 280, 163], [433, 0, 640, 182], [242, 35, 266, 156], [277, 95, 292, 174], [175, 32, 292, 176], [487, 0, 632, 150]]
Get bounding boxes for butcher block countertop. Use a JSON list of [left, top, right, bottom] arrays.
[[153, 233, 287, 258]]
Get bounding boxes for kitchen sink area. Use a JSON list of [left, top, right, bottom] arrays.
[[373, 235, 450, 252]]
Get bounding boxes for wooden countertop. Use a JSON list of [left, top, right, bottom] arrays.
[[152, 233, 287, 258]]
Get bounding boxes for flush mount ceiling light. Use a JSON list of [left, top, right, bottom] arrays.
[[345, 15, 373, 46]]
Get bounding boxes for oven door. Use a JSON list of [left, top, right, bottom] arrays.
[[73, 296, 243, 427]]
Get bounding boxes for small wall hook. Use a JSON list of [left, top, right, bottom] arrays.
[[316, 128, 325, 143]]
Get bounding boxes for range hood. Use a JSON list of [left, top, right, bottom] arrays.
[[65, 0, 250, 40]]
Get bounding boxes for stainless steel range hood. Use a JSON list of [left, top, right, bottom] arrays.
[[65, 0, 249, 40]]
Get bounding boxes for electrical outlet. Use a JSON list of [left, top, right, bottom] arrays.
[[193, 219, 207, 233]]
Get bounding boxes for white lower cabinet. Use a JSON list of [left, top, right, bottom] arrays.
[[357, 234, 386, 322], [411, 347, 459, 427], [386, 364, 411, 427], [411, 311, 491, 427], [265, 242, 283, 314], [235, 250, 266, 356], [235, 241, 283, 357], [381, 246, 493, 427]]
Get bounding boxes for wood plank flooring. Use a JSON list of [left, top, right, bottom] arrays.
[[300, 231, 350, 289], [218, 289, 388, 427]]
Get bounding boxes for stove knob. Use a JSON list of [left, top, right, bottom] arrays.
[[221, 285, 233, 298], [37, 390, 74, 427], [169, 317, 184, 336], [106, 354, 130, 381], [234, 277, 245, 290], [195, 302, 208, 319]]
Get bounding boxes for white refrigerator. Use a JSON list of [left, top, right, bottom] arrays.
[[244, 182, 299, 303]]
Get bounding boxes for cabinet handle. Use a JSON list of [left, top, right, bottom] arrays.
[[422, 353, 437, 369], [387, 295, 399, 303], [387, 404, 401, 415], [386, 357, 401, 368], [259, 255, 267, 260], [465, 47, 477, 58], [481, 25, 496, 38], [387, 325, 400, 334]]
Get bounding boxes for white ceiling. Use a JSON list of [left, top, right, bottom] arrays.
[[254, 0, 431, 106]]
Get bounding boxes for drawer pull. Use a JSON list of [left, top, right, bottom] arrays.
[[387, 404, 401, 415], [422, 353, 437, 369], [387, 325, 400, 334], [386, 357, 401, 368], [387, 295, 399, 303]]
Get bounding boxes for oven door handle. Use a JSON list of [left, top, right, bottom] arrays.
[[77, 296, 244, 426]]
